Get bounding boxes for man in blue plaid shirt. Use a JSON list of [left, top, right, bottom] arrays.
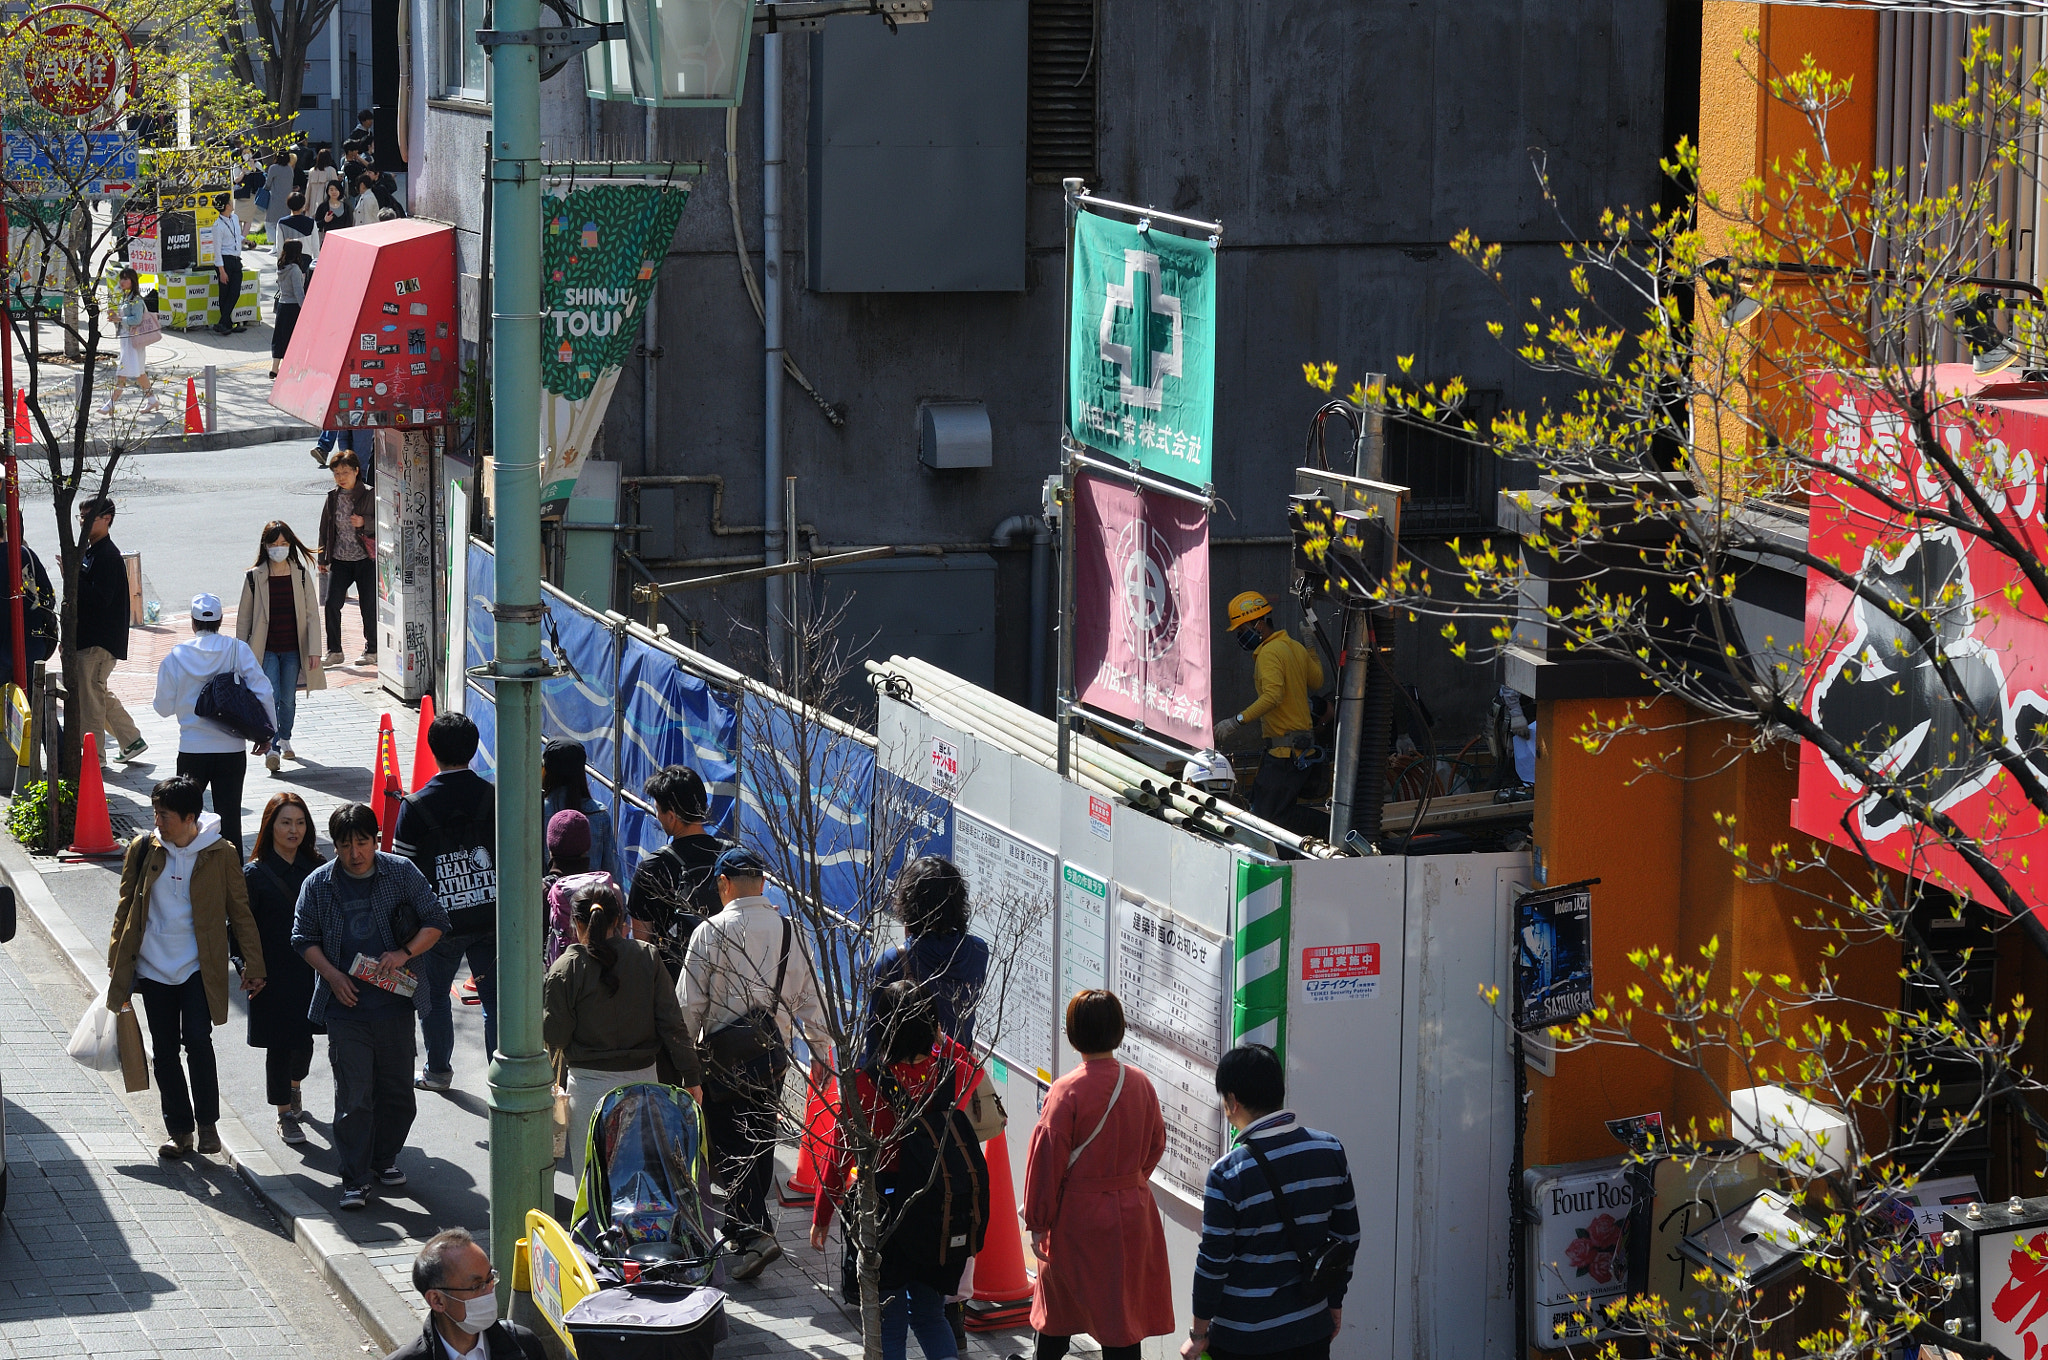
[[291, 802, 448, 1211]]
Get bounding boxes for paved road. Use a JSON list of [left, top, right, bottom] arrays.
[[0, 903, 372, 1359], [16, 438, 336, 616]]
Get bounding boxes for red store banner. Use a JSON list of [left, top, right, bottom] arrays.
[[1072, 469, 1213, 750], [1796, 364, 2048, 912]]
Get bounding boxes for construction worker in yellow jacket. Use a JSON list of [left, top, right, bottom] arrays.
[[1213, 590, 1324, 821]]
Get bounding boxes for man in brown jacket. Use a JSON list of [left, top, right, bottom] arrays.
[[108, 775, 267, 1158]]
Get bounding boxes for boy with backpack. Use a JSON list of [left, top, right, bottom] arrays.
[[392, 712, 498, 1091], [626, 764, 730, 979]]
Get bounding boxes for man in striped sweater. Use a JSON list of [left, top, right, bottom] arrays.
[[1182, 1044, 1360, 1360]]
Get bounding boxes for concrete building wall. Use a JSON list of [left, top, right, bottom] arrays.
[[412, 0, 1681, 740]]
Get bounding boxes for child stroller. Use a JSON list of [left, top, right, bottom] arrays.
[[529, 1083, 727, 1359]]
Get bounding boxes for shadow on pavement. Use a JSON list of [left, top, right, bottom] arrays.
[[0, 1106, 178, 1320]]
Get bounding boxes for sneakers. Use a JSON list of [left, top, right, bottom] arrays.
[[115, 738, 147, 763], [143, 400, 161, 414], [321, 651, 344, 666], [415, 1070, 452, 1093], [728, 1233, 783, 1282], [353, 650, 377, 666], [277, 1111, 307, 1145], [265, 750, 281, 772], [338, 1185, 369, 1211], [309, 445, 329, 467], [195, 1124, 222, 1155], [96, 401, 113, 416], [281, 743, 296, 760], [375, 1165, 407, 1187], [158, 1133, 194, 1159]]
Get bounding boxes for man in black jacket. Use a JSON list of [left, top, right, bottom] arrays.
[[625, 763, 727, 979], [384, 1228, 547, 1360], [74, 497, 145, 764], [392, 711, 496, 1092]]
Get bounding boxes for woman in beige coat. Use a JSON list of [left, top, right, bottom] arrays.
[[235, 520, 325, 772]]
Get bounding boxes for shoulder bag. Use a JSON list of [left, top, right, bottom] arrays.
[[1240, 1131, 1357, 1300], [702, 916, 791, 1101], [1049, 1060, 1125, 1224], [195, 669, 276, 745]]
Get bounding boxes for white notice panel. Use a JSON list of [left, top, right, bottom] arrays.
[[956, 809, 1057, 1082], [1112, 884, 1230, 1202], [1059, 863, 1110, 999]]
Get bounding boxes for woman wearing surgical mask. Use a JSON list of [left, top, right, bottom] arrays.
[[235, 521, 325, 771]]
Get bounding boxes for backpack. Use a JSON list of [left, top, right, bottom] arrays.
[[873, 1065, 989, 1276], [195, 670, 275, 744], [400, 785, 497, 930], [639, 836, 727, 975], [545, 869, 616, 968]]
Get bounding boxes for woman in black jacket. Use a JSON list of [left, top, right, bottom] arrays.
[[242, 792, 324, 1144]]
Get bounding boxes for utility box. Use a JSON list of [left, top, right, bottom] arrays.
[[375, 428, 435, 702], [806, 0, 1026, 292], [918, 400, 992, 468]]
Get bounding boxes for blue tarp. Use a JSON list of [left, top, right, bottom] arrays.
[[463, 540, 742, 881]]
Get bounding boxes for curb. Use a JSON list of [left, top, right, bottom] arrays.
[[68, 423, 320, 458], [0, 826, 420, 1353]]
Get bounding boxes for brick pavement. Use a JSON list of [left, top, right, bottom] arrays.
[[0, 906, 368, 1358]]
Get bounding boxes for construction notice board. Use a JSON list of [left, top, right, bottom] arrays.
[[1112, 883, 1229, 1202], [955, 808, 1057, 1083]]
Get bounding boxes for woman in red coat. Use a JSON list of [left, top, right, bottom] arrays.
[[1021, 990, 1175, 1360]]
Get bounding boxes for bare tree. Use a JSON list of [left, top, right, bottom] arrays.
[[734, 594, 1049, 1360], [217, 0, 341, 139]]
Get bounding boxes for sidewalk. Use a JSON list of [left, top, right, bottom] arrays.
[[8, 631, 1045, 1360], [0, 878, 371, 1358]]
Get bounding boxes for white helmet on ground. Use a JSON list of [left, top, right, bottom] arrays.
[[1183, 749, 1235, 795]]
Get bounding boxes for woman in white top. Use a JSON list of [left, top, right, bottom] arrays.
[[303, 149, 340, 220], [100, 267, 160, 415]]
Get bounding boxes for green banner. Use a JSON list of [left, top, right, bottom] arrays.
[[1066, 208, 1216, 488], [540, 182, 690, 508]]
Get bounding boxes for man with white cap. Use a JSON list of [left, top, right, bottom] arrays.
[[153, 592, 274, 855]]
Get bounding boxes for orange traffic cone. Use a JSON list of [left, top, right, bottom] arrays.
[[63, 733, 123, 858], [779, 1077, 838, 1205], [411, 692, 440, 791], [965, 1129, 1035, 1330], [372, 714, 406, 849], [183, 377, 203, 434], [12, 390, 26, 444]]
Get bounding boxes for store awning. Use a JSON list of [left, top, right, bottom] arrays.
[[269, 218, 458, 432]]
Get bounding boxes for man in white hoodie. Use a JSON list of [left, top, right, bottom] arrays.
[[154, 592, 275, 856], [107, 775, 267, 1158]]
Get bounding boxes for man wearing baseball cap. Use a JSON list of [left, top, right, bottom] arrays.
[[153, 592, 274, 855], [678, 845, 828, 1279]]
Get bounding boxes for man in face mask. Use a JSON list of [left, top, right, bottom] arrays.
[[1212, 591, 1325, 823], [388, 1228, 547, 1359]]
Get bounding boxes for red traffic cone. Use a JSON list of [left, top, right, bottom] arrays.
[[964, 1129, 1035, 1330], [63, 733, 123, 858], [183, 377, 203, 434], [372, 714, 406, 849], [779, 1077, 838, 1205], [411, 692, 440, 791], [12, 390, 26, 444]]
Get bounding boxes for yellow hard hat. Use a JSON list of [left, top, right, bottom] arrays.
[[1226, 591, 1273, 631]]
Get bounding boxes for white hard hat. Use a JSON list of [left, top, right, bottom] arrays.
[[1183, 750, 1235, 793]]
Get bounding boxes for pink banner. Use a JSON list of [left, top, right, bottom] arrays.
[[1074, 470, 1213, 748]]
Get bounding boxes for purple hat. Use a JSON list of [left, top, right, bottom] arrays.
[[546, 809, 591, 861]]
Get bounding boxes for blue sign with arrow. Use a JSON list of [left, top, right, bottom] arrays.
[[3, 131, 138, 197]]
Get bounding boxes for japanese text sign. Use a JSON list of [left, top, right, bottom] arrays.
[[1067, 209, 1215, 489], [1072, 470, 1212, 749]]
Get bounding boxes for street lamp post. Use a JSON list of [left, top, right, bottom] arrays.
[[482, 0, 552, 1294]]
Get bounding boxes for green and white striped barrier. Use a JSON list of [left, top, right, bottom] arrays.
[[1232, 860, 1290, 1061]]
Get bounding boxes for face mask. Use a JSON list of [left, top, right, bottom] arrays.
[[1235, 625, 1263, 653], [451, 1291, 498, 1335], [266, 544, 290, 562]]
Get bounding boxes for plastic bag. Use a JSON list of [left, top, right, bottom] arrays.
[[67, 1002, 122, 1071]]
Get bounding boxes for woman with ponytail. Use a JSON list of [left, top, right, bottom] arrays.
[[542, 881, 703, 1175]]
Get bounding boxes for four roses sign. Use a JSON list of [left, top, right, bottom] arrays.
[[12, 4, 137, 129]]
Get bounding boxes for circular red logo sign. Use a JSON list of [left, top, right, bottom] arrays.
[[13, 5, 135, 128]]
